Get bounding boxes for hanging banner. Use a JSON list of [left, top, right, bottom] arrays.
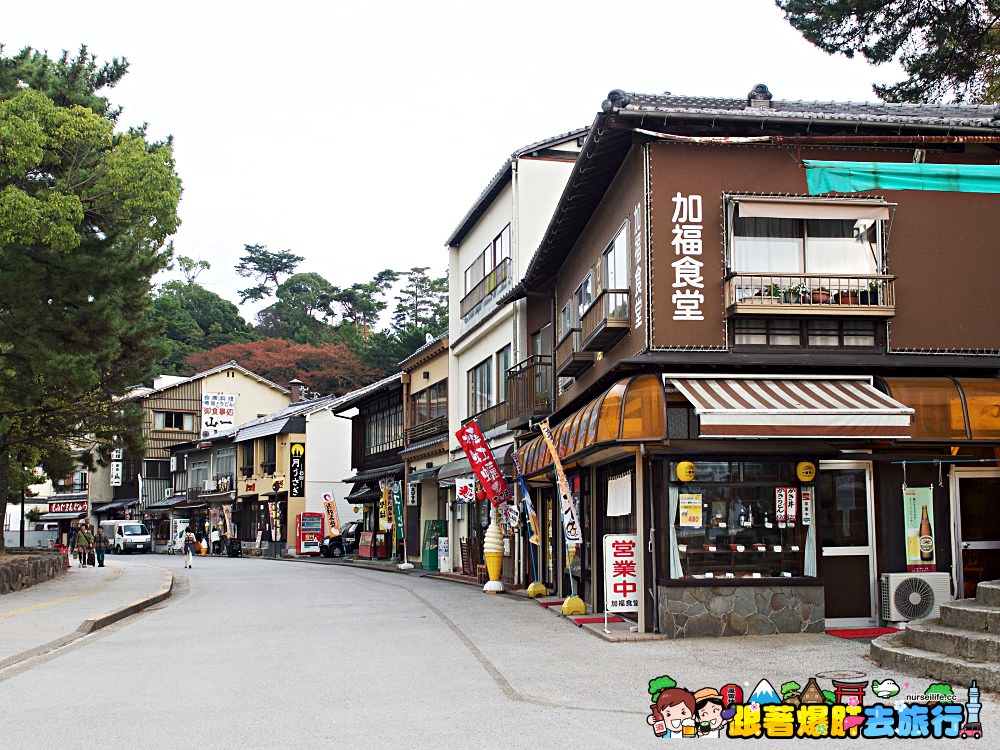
[[323, 492, 341, 537], [456, 477, 476, 504], [786, 487, 798, 523], [222, 504, 233, 538], [775, 487, 790, 523], [604, 534, 639, 612], [267, 502, 281, 542], [455, 419, 513, 507], [391, 480, 404, 542], [511, 452, 540, 546], [903, 486, 936, 572], [679, 494, 703, 527], [378, 480, 393, 532], [539, 420, 582, 544]]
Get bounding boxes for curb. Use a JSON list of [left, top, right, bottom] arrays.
[[0, 569, 174, 672]]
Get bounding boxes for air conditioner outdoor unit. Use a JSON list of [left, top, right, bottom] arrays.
[[203, 479, 217, 492], [881, 572, 952, 622]]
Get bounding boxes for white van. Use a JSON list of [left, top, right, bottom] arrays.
[[107, 520, 151, 554]]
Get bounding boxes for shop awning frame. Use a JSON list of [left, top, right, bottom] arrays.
[[37, 511, 86, 521]]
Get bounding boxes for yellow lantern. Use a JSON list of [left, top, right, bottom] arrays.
[[676, 461, 696, 482], [796, 461, 816, 482]]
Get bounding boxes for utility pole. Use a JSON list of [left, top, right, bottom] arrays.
[[19, 486, 25, 547]]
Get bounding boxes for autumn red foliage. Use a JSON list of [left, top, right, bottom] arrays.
[[185, 338, 376, 397]]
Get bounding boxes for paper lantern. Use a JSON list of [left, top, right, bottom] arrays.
[[676, 461, 696, 482], [796, 462, 817, 482]]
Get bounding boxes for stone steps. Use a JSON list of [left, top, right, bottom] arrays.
[[871, 579, 1000, 689]]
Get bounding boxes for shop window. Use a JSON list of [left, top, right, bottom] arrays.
[[143, 460, 170, 480], [665, 460, 814, 580], [734, 319, 878, 349]]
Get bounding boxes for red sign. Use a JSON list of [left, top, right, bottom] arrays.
[[49, 501, 87, 513], [455, 420, 512, 507]]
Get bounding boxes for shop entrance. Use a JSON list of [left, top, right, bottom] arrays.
[[818, 461, 877, 627], [951, 468, 1000, 599]]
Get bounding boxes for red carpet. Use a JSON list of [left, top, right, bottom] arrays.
[[538, 599, 564, 607], [572, 615, 624, 626], [826, 627, 900, 639]]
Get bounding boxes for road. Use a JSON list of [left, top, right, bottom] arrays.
[[2, 555, 996, 748]]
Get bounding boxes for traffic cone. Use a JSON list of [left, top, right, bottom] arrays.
[[62, 545, 70, 569]]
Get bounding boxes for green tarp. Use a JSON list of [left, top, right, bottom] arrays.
[[804, 160, 1000, 195]]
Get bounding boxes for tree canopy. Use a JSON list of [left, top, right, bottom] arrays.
[[0, 46, 181, 550], [776, 1, 1000, 103], [235, 243, 305, 303]]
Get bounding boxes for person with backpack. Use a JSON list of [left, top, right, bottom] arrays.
[[183, 527, 197, 569]]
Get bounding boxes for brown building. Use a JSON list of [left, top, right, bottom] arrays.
[[508, 85, 1000, 636]]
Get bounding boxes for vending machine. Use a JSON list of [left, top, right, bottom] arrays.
[[297, 512, 324, 555]]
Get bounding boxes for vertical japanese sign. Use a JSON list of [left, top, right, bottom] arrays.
[[511, 452, 540, 546], [903, 486, 936, 572], [670, 192, 705, 321], [378, 480, 393, 532], [267, 502, 281, 542], [391, 480, 404, 543], [323, 492, 341, 537], [222, 504, 233, 538], [800, 486, 813, 526], [786, 487, 798, 523], [110, 447, 123, 487], [604, 534, 639, 612], [538, 420, 582, 544], [775, 487, 790, 523], [454, 420, 512, 507], [633, 202, 644, 329], [289, 442, 305, 497], [201, 392, 236, 436]]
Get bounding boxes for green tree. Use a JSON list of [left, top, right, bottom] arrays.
[[0, 48, 181, 551], [776, 1, 1000, 103], [235, 243, 304, 303], [255, 272, 336, 345], [330, 269, 398, 340], [392, 266, 448, 332]]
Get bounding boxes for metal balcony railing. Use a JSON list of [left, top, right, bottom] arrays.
[[725, 274, 896, 316], [506, 356, 553, 427], [460, 258, 512, 318], [581, 288, 631, 352]]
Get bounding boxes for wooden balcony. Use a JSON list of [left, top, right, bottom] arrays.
[[506, 355, 552, 429], [467, 400, 509, 434], [581, 288, 631, 352], [555, 329, 595, 378], [460, 258, 512, 318], [725, 274, 896, 317], [404, 415, 448, 446]]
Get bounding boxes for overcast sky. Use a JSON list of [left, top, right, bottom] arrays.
[[6, 1, 899, 323]]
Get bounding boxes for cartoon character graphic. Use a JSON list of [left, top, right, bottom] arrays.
[[694, 687, 737, 737], [871, 679, 901, 699], [647, 676, 697, 738]]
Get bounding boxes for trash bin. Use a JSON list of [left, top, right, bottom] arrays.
[[227, 538, 242, 558]]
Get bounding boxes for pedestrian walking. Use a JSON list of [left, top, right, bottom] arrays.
[[93, 526, 110, 567], [76, 524, 94, 568], [183, 528, 196, 569]]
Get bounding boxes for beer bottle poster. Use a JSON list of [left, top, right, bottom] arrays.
[[902, 486, 936, 572]]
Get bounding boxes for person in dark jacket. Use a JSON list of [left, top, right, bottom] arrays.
[[93, 527, 110, 567]]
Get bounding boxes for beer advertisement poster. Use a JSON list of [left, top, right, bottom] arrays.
[[903, 486, 936, 572]]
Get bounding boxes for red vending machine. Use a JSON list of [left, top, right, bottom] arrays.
[[297, 512, 324, 556]]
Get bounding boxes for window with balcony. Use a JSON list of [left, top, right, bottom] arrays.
[[496, 345, 511, 403], [467, 358, 492, 416], [461, 225, 513, 318], [733, 319, 879, 349], [363, 396, 403, 456], [215, 447, 236, 477], [154, 411, 195, 431]]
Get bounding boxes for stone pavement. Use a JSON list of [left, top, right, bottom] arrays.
[[0, 554, 172, 670]]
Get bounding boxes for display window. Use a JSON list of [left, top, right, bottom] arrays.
[[666, 460, 816, 580]]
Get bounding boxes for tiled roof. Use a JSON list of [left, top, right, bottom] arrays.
[[127, 361, 289, 400]]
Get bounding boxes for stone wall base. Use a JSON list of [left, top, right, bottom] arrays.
[[0, 549, 66, 595], [660, 584, 825, 638]]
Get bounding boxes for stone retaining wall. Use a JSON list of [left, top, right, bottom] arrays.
[[659, 584, 825, 638], [0, 549, 66, 595]]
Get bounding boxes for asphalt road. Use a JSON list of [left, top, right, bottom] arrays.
[[3, 555, 997, 748]]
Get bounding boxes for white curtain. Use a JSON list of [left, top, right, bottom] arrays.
[[668, 486, 682, 578], [606, 474, 632, 517], [804, 520, 817, 577]]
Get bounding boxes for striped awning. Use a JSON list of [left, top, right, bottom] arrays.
[[667, 376, 913, 439]]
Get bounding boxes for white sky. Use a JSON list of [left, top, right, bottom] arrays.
[[5, 1, 900, 322]]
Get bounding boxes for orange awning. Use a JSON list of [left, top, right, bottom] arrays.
[[882, 377, 1000, 441]]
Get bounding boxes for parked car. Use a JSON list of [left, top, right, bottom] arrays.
[[341, 521, 363, 554], [319, 534, 344, 558]]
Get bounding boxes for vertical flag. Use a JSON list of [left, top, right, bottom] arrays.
[[391, 480, 404, 543], [378, 479, 393, 532], [323, 492, 341, 537], [455, 419, 513, 507], [539, 420, 582, 544], [511, 451, 540, 546]]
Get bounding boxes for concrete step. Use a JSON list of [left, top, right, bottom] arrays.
[[871, 631, 1000, 692], [940, 598, 1000, 633], [976, 580, 1000, 607], [903, 618, 1000, 662]]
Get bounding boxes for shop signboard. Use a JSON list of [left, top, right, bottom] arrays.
[[110, 461, 122, 487], [50, 500, 87, 513], [201, 392, 236, 436], [391, 481, 404, 543], [289, 443, 305, 497], [267, 502, 281, 542], [297, 512, 323, 555], [903, 486, 936, 572], [800, 486, 813, 526], [378, 482, 393, 532], [603, 534, 639, 612], [455, 419, 513, 507]]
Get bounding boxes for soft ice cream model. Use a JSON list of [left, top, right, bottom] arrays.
[[482, 521, 505, 593]]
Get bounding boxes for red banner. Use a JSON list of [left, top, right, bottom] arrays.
[[49, 501, 87, 513], [455, 420, 512, 507]]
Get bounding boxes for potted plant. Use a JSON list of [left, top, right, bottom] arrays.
[[835, 288, 860, 305], [810, 286, 831, 304], [859, 280, 883, 305], [755, 283, 781, 303], [782, 283, 810, 303]]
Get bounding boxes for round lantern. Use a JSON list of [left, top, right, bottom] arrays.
[[796, 461, 817, 482], [676, 461, 696, 482]]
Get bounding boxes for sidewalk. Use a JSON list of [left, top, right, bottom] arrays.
[[0, 556, 172, 670]]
